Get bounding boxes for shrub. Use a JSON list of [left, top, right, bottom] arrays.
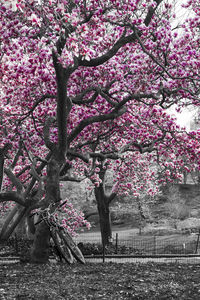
[[77, 242, 144, 255]]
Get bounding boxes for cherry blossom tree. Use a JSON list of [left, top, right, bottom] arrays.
[[0, 0, 199, 262]]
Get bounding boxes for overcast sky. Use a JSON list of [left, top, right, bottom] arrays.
[[169, 107, 197, 130]]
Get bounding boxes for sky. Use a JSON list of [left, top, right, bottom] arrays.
[[176, 110, 194, 129], [169, 107, 197, 131]]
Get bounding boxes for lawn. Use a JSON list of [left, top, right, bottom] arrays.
[[1, 262, 200, 299]]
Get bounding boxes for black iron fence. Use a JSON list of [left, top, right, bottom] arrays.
[[75, 230, 200, 263]]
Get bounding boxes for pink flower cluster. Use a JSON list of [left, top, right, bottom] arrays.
[[49, 199, 91, 236]]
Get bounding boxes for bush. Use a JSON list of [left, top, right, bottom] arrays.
[[0, 236, 33, 257], [161, 245, 181, 254], [77, 243, 103, 255], [77, 242, 144, 255]]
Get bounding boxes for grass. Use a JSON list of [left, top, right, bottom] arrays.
[[1, 262, 200, 299]]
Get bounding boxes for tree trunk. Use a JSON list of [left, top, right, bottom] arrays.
[[0, 206, 27, 240], [0, 205, 19, 240], [30, 221, 50, 263], [30, 155, 61, 263], [94, 185, 112, 246]]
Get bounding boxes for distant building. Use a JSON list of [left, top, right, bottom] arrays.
[[189, 109, 200, 131]]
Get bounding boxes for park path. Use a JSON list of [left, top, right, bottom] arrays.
[[84, 256, 200, 264], [1, 256, 200, 265]]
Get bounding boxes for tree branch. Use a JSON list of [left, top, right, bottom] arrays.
[[60, 175, 84, 182], [0, 143, 12, 191], [24, 152, 52, 198], [71, 87, 99, 105], [0, 192, 25, 206], [10, 140, 23, 169], [89, 152, 119, 160], [78, 30, 137, 67], [4, 168, 24, 193], [43, 117, 56, 152], [121, 132, 166, 154], [107, 192, 117, 204], [19, 94, 56, 122], [67, 106, 126, 145], [144, 0, 163, 26], [78, 0, 164, 68], [67, 150, 89, 163]]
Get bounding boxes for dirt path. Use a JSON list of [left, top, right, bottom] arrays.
[[85, 256, 200, 264], [1, 256, 200, 265]]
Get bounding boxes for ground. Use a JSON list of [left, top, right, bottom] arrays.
[[0, 262, 200, 299]]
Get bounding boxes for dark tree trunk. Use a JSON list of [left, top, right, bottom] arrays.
[[0, 206, 27, 241], [94, 185, 112, 246], [30, 155, 61, 263], [30, 221, 50, 263], [29, 53, 69, 263]]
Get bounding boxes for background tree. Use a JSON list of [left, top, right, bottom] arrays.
[[72, 105, 200, 244]]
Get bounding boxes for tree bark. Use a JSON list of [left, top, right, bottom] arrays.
[[94, 185, 112, 246], [0, 206, 27, 240], [30, 52, 69, 263], [30, 220, 50, 263], [0, 205, 19, 240], [30, 155, 61, 263]]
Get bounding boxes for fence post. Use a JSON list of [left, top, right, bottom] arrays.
[[195, 229, 200, 254], [153, 236, 157, 255], [102, 240, 105, 263], [183, 243, 186, 254], [115, 233, 118, 254], [14, 233, 19, 254]]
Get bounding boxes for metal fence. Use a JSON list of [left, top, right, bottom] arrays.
[[75, 230, 200, 263]]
